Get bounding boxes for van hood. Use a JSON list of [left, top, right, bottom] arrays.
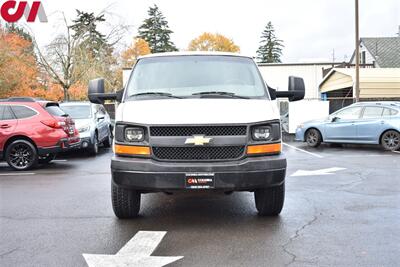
[[118, 99, 279, 124]]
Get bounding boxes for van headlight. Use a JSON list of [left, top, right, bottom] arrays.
[[252, 126, 272, 141], [125, 127, 145, 142]]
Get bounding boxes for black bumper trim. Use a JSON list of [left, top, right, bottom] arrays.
[[111, 154, 286, 191]]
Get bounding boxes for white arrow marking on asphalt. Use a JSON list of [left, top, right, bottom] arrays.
[[83, 231, 183, 267], [290, 167, 346, 177]]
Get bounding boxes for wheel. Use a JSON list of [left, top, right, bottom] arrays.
[[103, 128, 113, 148], [38, 153, 56, 164], [254, 183, 285, 216], [88, 132, 99, 156], [5, 140, 38, 171], [111, 183, 141, 218], [305, 129, 322, 147], [381, 130, 400, 151]]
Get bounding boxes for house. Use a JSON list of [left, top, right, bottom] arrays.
[[349, 37, 400, 68], [319, 68, 400, 112]]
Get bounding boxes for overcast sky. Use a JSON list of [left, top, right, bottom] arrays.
[[28, 0, 399, 62]]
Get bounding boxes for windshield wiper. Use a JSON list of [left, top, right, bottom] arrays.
[[129, 92, 182, 99], [192, 91, 250, 99]]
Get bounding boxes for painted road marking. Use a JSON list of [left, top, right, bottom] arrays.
[[83, 231, 183, 267], [283, 143, 323, 158], [52, 159, 68, 162], [0, 172, 35, 176], [291, 167, 346, 177], [392, 151, 400, 154]]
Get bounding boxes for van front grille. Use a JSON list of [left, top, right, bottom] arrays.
[[152, 146, 245, 161], [150, 126, 247, 137]]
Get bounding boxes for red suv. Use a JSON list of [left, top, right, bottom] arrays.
[[0, 98, 80, 171]]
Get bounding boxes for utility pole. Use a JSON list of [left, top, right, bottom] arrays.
[[354, 0, 360, 102]]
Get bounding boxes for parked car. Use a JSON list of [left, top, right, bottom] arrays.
[[87, 52, 305, 218], [60, 102, 113, 155], [295, 102, 400, 151], [0, 97, 80, 170]]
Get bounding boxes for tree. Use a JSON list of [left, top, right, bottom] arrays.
[[121, 38, 151, 67], [188, 32, 240, 52], [256, 22, 284, 63], [138, 4, 177, 53], [35, 12, 125, 101], [0, 27, 41, 98]]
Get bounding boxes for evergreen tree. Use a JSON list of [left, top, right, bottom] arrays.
[[256, 22, 284, 63], [5, 23, 33, 42], [70, 10, 110, 58], [138, 5, 177, 53]]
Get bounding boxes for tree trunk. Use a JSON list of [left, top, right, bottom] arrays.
[[63, 87, 69, 101]]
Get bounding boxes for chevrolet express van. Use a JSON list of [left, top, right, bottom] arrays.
[[88, 52, 305, 218]]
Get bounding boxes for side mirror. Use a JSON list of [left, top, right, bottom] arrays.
[[88, 78, 123, 104], [331, 116, 339, 122], [275, 76, 305, 102]]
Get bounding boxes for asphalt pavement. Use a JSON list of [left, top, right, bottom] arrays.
[[0, 142, 399, 267]]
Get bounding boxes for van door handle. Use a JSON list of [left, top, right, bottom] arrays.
[[0, 124, 11, 129]]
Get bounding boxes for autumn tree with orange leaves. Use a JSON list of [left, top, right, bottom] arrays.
[[0, 26, 42, 98], [121, 38, 151, 68], [188, 33, 240, 53]]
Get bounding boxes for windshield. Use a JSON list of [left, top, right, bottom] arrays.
[[61, 105, 91, 119], [125, 55, 269, 100]]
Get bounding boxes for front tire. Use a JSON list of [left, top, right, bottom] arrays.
[[254, 183, 285, 216], [88, 133, 99, 156], [111, 183, 141, 219], [103, 128, 113, 148], [5, 140, 38, 171], [305, 129, 322, 148], [381, 130, 400, 151]]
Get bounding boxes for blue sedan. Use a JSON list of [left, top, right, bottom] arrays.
[[295, 102, 400, 151]]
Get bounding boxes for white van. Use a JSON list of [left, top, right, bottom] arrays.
[[88, 52, 305, 218]]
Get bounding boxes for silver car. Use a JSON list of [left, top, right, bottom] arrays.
[[60, 102, 113, 155]]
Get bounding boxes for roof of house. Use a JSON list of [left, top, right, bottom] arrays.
[[351, 37, 400, 68]]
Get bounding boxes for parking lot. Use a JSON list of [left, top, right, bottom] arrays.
[[0, 142, 399, 267]]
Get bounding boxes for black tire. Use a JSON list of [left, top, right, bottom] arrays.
[[38, 153, 56, 164], [254, 183, 285, 216], [305, 128, 322, 148], [112, 183, 141, 219], [380, 130, 400, 151], [103, 128, 113, 148], [5, 140, 38, 171], [88, 132, 99, 156]]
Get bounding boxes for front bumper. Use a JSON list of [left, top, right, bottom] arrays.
[[38, 137, 80, 156], [111, 154, 287, 192], [295, 127, 305, 141]]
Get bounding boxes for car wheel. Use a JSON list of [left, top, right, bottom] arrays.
[[111, 182, 141, 219], [88, 133, 99, 156], [103, 128, 113, 148], [5, 140, 38, 171], [305, 129, 322, 147], [381, 130, 400, 151], [254, 183, 285, 216], [38, 153, 56, 164]]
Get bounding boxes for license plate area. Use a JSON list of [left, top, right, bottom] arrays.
[[185, 173, 215, 189]]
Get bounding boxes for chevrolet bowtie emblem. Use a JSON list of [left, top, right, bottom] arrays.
[[185, 135, 212, 146]]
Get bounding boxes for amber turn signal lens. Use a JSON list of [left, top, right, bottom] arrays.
[[247, 143, 281, 155], [114, 144, 150, 156]]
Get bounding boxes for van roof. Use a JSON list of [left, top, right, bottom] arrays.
[[138, 51, 253, 60]]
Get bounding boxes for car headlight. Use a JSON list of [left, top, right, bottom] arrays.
[[252, 126, 272, 141], [78, 125, 90, 133], [125, 127, 145, 142]]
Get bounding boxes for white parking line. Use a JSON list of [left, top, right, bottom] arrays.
[[283, 143, 323, 158], [0, 172, 35, 176], [52, 159, 67, 162], [392, 151, 400, 154]]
